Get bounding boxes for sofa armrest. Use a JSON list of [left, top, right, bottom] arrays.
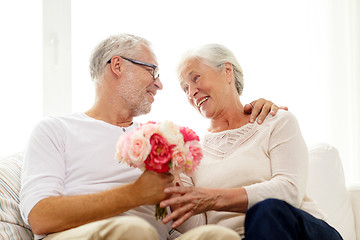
[[348, 184, 360, 240]]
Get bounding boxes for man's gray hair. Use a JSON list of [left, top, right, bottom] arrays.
[[177, 44, 244, 96], [89, 33, 153, 83]]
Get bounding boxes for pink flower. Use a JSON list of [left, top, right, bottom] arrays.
[[141, 122, 159, 138], [115, 132, 132, 164], [145, 133, 174, 173], [170, 146, 186, 174], [184, 140, 203, 174], [144, 121, 157, 125], [180, 126, 200, 142], [126, 131, 151, 169]]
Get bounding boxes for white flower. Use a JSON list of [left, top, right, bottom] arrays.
[[158, 120, 184, 146]]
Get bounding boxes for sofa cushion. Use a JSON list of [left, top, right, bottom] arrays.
[[0, 153, 33, 239], [307, 143, 356, 240]]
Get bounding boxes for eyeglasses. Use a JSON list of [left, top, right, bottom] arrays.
[[107, 56, 159, 80]]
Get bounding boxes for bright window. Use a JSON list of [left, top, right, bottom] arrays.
[[0, 0, 42, 157]]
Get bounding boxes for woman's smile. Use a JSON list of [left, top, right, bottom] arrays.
[[196, 96, 209, 108]]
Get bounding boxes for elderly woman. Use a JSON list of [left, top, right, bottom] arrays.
[[160, 44, 343, 240]]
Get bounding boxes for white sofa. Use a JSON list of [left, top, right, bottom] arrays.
[[0, 143, 359, 239], [307, 143, 360, 240]]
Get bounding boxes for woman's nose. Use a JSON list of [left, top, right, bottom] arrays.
[[188, 85, 198, 98]]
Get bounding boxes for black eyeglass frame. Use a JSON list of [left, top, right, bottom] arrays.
[[107, 56, 159, 80]]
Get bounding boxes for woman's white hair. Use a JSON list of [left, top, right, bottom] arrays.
[[89, 33, 154, 84], [177, 44, 244, 95]]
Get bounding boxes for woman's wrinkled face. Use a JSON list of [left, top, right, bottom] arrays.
[[179, 58, 231, 119]]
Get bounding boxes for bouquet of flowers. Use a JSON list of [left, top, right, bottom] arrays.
[[115, 120, 203, 220]]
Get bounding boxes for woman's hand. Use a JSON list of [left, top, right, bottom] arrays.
[[244, 98, 288, 124], [160, 186, 218, 228]]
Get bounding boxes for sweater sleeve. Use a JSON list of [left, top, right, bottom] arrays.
[[244, 111, 309, 209]]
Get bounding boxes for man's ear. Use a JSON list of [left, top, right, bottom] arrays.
[[109, 56, 122, 77]]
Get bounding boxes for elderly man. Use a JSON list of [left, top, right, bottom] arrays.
[[20, 33, 278, 240]]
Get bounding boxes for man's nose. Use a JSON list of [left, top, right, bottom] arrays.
[[154, 77, 163, 90]]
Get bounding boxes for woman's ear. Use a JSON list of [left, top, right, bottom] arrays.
[[223, 62, 233, 84]]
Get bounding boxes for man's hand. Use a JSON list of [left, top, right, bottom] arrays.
[[28, 171, 174, 235], [244, 98, 288, 124], [133, 170, 174, 205]]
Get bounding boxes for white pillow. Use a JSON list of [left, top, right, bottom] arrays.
[[307, 143, 356, 240]]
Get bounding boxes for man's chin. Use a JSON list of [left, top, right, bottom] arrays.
[[133, 104, 152, 117]]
